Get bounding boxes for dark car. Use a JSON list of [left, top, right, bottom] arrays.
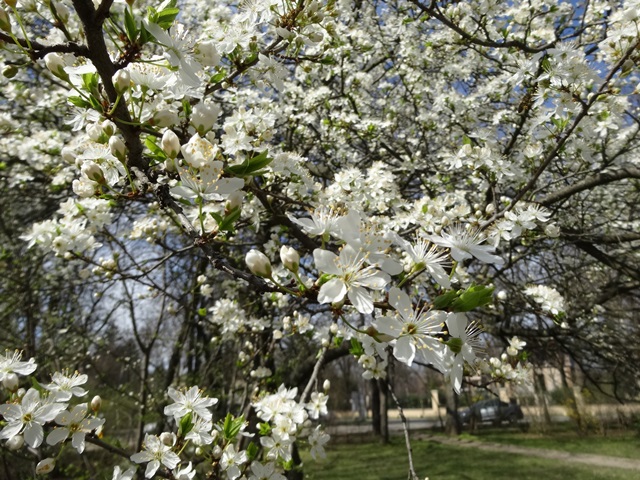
[[459, 399, 525, 429]]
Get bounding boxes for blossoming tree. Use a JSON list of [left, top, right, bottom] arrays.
[[1, 0, 640, 478]]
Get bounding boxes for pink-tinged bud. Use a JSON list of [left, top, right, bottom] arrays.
[[109, 136, 126, 161], [35, 458, 55, 475], [90, 395, 102, 412], [280, 245, 300, 274], [2, 372, 18, 391], [245, 249, 272, 278], [44, 53, 68, 80], [81, 162, 106, 184], [112, 69, 130, 93], [0, 8, 11, 33], [161, 130, 180, 159], [6, 435, 23, 451]]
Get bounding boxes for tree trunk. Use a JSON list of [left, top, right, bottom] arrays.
[[378, 378, 389, 444], [444, 387, 461, 435], [371, 379, 381, 435]]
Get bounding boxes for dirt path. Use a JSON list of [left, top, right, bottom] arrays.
[[418, 434, 640, 471]]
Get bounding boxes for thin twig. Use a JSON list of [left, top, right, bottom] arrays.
[[388, 383, 420, 480], [300, 347, 327, 404]]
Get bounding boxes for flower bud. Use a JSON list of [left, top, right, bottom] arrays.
[[2, 64, 17, 78], [81, 162, 106, 184], [52, 1, 70, 22], [212, 445, 222, 459], [44, 53, 68, 81], [245, 249, 272, 278], [90, 395, 102, 412], [35, 458, 55, 475], [109, 136, 126, 161], [280, 245, 299, 274], [323, 379, 330, 392], [152, 109, 179, 128], [225, 190, 244, 214], [0, 7, 10, 33], [102, 120, 116, 137], [191, 103, 219, 135], [2, 372, 18, 391], [3, 0, 16, 9], [112, 69, 130, 93], [161, 130, 180, 159], [6, 434, 23, 451], [87, 123, 103, 142]]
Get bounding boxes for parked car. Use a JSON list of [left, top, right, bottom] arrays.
[[459, 399, 525, 428]]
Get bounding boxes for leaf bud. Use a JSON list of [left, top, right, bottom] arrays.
[[35, 458, 55, 475], [161, 130, 180, 159], [112, 69, 130, 93], [245, 249, 272, 278], [280, 245, 300, 274]]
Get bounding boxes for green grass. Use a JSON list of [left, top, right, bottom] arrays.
[[302, 438, 636, 480], [471, 427, 640, 459]]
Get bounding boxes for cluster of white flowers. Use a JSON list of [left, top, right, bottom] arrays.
[[524, 285, 566, 315], [253, 384, 330, 463]]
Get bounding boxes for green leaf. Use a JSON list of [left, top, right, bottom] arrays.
[[124, 7, 138, 43], [349, 338, 364, 356], [433, 289, 460, 310], [82, 72, 99, 95], [225, 151, 273, 177], [30, 376, 45, 393], [209, 211, 223, 224], [68, 96, 90, 108], [258, 422, 272, 436], [140, 23, 151, 44], [246, 441, 259, 461], [197, 307, 207, 317], [210, 71, 226, 84], [178, 412, 193, 437], [450, 284, 494, 312], [221, 413, 245, 441], [218, 207, 241, 232], [145, 136, 166, 160], [156, 7, 180, 29]]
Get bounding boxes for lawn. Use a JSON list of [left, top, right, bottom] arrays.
[[470, 426, 640, 459], [301, 437, 636, 480]]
